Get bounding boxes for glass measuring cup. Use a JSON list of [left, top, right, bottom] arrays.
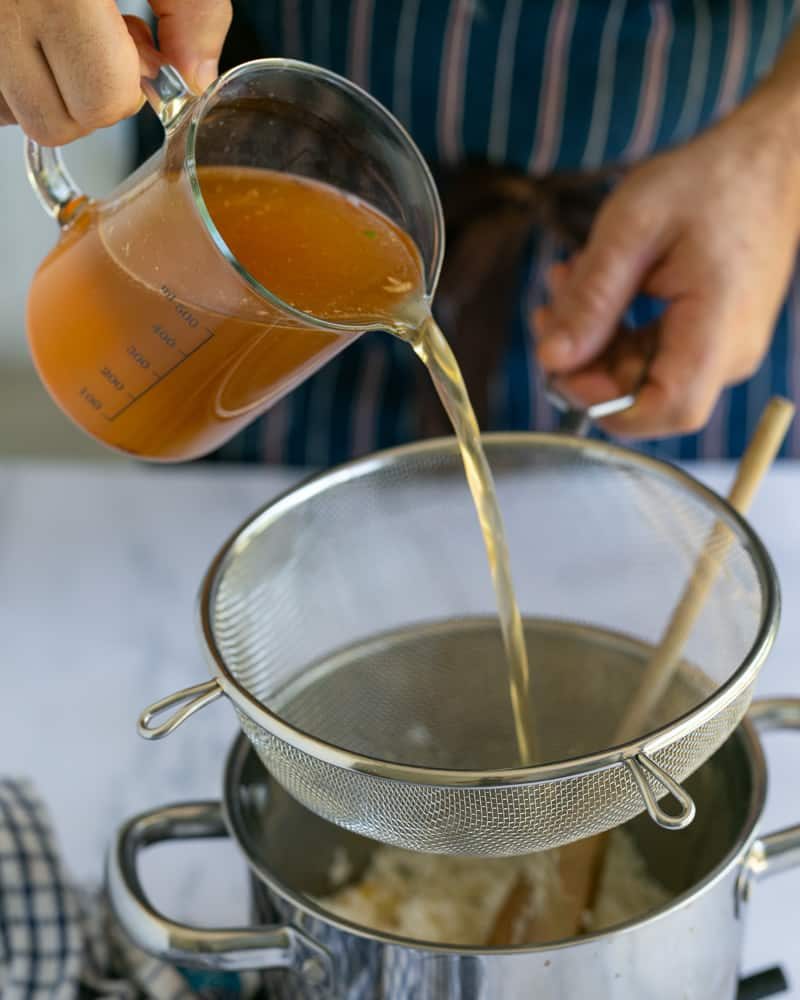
[[25, 60, 443, 461]]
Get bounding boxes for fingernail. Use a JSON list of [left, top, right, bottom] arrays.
[[538, 331, 574, 364], [615, 355, 644, 390], [531, 307, 548, 338], [547, 262, 568, 295], [193, 60, 219, 90]]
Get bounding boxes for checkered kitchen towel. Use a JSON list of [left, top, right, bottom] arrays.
[[0, 779, 259, 999]]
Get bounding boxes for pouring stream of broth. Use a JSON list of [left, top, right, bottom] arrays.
[[201, 166, 535, 764]]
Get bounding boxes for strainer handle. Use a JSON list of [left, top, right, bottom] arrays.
[[744, 698, 800, 882], [138, 679, 223, 740], [625, 754, 696, 831], [544, 322, 654, 435], [545, 377, 640, 436], [106, 800, 334, 985]]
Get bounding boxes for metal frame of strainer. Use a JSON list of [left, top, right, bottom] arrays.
[[138, 425, 779, 846]]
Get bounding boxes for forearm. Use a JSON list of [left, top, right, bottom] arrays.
[[699, 21, 800, 204], [739, 23, 800, 136], [760, 23, 800, 101]]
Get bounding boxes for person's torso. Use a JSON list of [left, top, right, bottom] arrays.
[[200, 0, 800, 465], [237, 0, 795, 173]]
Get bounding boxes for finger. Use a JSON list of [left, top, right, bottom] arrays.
[[550, 367, 624, 417], [531, 306, 548, 339], [149, 0, 233, 91], [545, 261, 570, 297], [538, 196, 669, 374], [534, 302, 556, 338], [597, 299, 728, 438], [123, 15, 162, 82], [546, 323, 658, 413], [0, 93, 14, 126], [38, 0, 142, 133], [534, 258, 578, 335], [0, 40, 82, 146]]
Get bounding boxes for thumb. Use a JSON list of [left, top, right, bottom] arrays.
[[149, 0, 233, 91], [123, 16, 162, 83], [538, 198, 666, 373]]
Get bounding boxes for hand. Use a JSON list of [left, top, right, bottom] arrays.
[[534, 92, 800, 438], [0, 0, 232, 146]]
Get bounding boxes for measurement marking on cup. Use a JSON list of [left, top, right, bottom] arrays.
[[99, 366, 125, 391], [160, 285, 201, 329], [181, 330, 215, 363], [152, 324, 178, 350], [80, 386, 102, 411], [103, 326, 215, 422], [128, 345, 151, 369]]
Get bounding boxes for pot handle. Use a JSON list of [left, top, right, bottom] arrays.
[[745, 698, 800, 882], [106, 800, 334, 988]]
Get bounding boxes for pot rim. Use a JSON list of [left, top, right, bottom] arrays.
[[199, 433, 779, 788], [222, 710, 767, 954]]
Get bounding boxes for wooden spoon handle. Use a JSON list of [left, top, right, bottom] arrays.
[[487, 397, 794, 948], [616, 396, 794, 742]]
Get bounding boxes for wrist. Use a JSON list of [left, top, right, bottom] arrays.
[[748, 25, 800, 130], [747, 72, 800, 132], [723, 82, 800, 207]]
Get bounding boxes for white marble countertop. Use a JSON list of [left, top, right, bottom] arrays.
[[2, 459, 800, 995]]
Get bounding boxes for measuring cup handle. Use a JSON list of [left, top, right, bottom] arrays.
[[24, 142, 86, 224], [24, 65, 193, 224], [140, 64, 195, 128]]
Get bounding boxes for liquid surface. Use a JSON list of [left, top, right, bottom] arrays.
[[27, 167, 419, 460], [202, 169, 423, 325], [28, 166, 532, 761]]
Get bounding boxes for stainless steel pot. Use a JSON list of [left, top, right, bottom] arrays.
[[109, 698, 800, 999]]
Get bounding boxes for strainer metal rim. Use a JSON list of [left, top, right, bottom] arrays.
[[196, 431, 780, 788]]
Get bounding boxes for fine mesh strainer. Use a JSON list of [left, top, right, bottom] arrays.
[[138, 434, 778, 856]]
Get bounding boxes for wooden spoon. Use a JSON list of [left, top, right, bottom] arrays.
[[488, 397, 795, 947]]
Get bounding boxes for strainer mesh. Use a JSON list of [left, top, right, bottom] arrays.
[[206, 436, 772, 854]]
